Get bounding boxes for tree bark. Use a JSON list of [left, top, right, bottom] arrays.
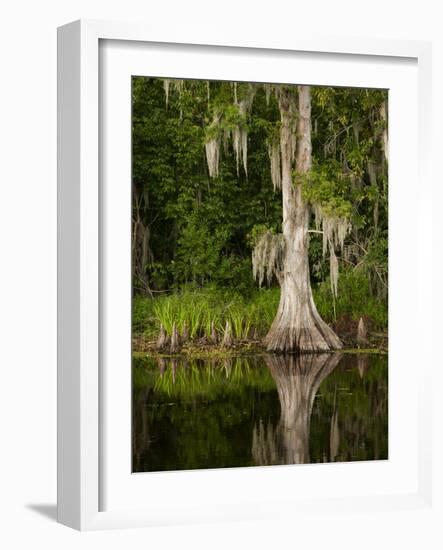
[[132, 185, 153, 297], [265, 86, 342, 353]]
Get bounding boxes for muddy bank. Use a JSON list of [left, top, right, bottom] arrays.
[[132, 327, 387, 357]]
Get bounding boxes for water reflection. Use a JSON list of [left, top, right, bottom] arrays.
[[132, 352, 388, 472], [252, 353, 342, 465]]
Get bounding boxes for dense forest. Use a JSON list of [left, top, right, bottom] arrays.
[[132, 77, 388, 353]]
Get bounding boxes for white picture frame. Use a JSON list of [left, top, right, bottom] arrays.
[[57, 19, 435, 531]]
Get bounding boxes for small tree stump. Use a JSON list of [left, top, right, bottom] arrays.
[[170, 322, 179, 353], [210, 320, 218, 345], [357, 317, 368, 346], [156, 324, 167, 350], [182, 321, 189, 343], [222, 320, 233, 348]]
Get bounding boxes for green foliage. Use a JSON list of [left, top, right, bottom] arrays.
[[313, 268, 388, 329], [361, 231, 388, 298], [300, 160, 353, 219], [308, 86, 388, 296], [246, 223, 276, 247], [132, 77, 388, 330], [133, 78, 282, 293]]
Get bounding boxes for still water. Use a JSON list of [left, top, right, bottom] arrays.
[[133, 352, 388, 472]]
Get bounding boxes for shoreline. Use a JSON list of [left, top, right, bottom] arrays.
[[132, 336, 388, 360]]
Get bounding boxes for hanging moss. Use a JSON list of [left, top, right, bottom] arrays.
[[252, 230, 285, 287], [268, 141, 281, 190]]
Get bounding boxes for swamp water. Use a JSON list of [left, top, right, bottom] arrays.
[[133, 352, 388, 472]]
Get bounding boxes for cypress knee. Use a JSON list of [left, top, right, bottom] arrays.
[[222, 321, 233, 348], [357, 317, 368, 347], [156, 324, 167, 350], [210, 320, 218, 345], [170, 322, 179, 353]]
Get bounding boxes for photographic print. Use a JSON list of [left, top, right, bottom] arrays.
[[132, 78, 388, 473]]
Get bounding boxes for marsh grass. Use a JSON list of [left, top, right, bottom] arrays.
[[133, 270, 387, 344], [133, 286, 280, 342]]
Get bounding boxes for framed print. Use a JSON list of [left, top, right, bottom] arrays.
[[129, 83, 391, 473], [57, 19, 434, 530]]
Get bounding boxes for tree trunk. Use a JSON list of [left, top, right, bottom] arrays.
[[132, 185, 153, 297], [265, 86, 342, 353]]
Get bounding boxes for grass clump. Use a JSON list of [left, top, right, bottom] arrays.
[[133, 269, 387, 346], [133, 286, 280, 342]]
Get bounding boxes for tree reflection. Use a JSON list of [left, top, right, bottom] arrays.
[[252, 353, 342, 465], [132, 385, 153, 472], [132, 352, 387, 472]]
